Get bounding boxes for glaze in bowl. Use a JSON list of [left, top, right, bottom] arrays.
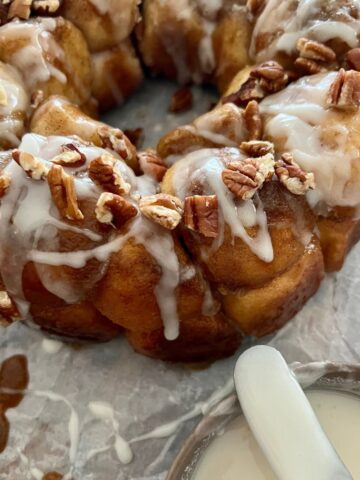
[[166, 362, 360, 480]]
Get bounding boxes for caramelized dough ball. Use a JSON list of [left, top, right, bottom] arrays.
[[0, 62, 29, 150], [222, 238, 324, 336], [30, 96, 138, 171], [60, 0, 140, 52], [126, 313, 241, 363], [0, 17, 92, 108], [91, 41, 143, 112]]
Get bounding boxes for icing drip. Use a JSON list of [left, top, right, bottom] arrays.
[[0, 133, 181, 340], [0, 19, 66, 91], [41, 338, 64, 354], [171, 148, 274, 262], [251, 0, 360, 62], [261, 72, 360, 209]]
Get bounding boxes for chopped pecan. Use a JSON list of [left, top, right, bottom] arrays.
[[12, 150, 49, 180], [52, 144, 86, 168], [294, 57, 323, 75], [240, 140, 274, 157], [169, 87, 193, 113], [296, 38, 336, 63], [7, 0, 31, 19], [246, 0, 264, 15], [95, 192, 138, 229], [32, 0, 61, 13], [244, 100, 262, 140], [346, 48, 360, 71], [275, 152, 315, 195], [0, 173, 11, 198], [139, 193, 183, 230], [0, 83, 7, 106], [327, 68, 360, 111], [222, 77, 265, 107], [251, 61, 289, 93], [0, 291, 20, 326], [97, 126, 135, 163], [222, 153, 275, 200], [47, 165, 84, 220], [88, 154, 131, 195], [137, 149, 167, 182], [183, 195, 218, 238], [123, 128, 143, 148]]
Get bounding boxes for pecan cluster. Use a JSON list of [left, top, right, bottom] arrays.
[[327, 68, 360, 111], [275, 153, 315, 195], [294, 37, 336, 75], [0, 0, 61, 24]]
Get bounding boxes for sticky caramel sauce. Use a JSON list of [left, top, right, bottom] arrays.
[[0, 354, 29, 453]]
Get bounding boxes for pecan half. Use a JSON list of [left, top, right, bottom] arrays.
[[88, 154, 131, 195], [222, 77, 265, 107], [139, 193, 184, 230], [7, 0, 31, 20], [12, 150, 49, 180], [294, 57, 323, 75], [275, 153, 315, 195], [240, 140, 274, 157], [95, 192, 138, 229], [346, 48, 360, 71], [327, 69, 360, 111], [47, 165, 84, 220], [251, 61, 289, 93], [183, 195, 218, 238], [244, 100, 262, 140], [0, 83, 7, 106], [296, 38, 336, 63], [137, 149, 167, 182], [0, 291, 20, 326], [222, 153, 274, 200], [169, 87, 193, 113], [52, 144, 86, 168], [97, 126, 135, 163], [0, 173, 11, 198]]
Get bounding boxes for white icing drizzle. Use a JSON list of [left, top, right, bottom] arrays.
[[0, 18, 66, 91], [171, 148, 274, 262], [41, 338, 64, 354], [251, 0, 360, 62], [261, 72, 360, 209], [0, 133, 182, 341]]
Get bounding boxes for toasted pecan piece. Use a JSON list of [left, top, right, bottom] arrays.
[[47, 165, 84, 220], [137, 149, 167, 182], [222, 77, 265, 107], [89, 154, 131, 195], [95, 192, 137, 229], [139, 193, 183, 230], [169, 87, 193, 113], [275, 152, 315, 195], [183, 195, 218, 238], [251, 61, 289, 93], [346, 48, 360, 71], [52, 144, 86, 168], [0, 290, 20, 326], [0, 173, 11, 198], [294, 57, 323, 75], [244, 100, 262, 140], [296, 38, 336, 63], [327, 68, 360, 111], [12, 150, 49, 180], [240, 140, 274, 157], [97, 126, 136, 163]]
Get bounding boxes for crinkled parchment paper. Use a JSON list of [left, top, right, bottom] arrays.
[[1, 79, 360, 480]]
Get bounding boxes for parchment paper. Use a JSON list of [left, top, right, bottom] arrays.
[[1, 79, 360, 480]]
